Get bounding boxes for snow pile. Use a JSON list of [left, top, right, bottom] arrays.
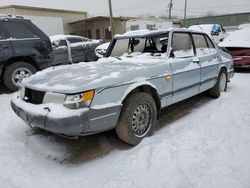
[[0, 73, 250, 188]]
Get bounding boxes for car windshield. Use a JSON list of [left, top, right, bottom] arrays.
[[109, 33, 169, 58]]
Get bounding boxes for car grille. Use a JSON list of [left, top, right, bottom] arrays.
[[24, 88, 46, 105]]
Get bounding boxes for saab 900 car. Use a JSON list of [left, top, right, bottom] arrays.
[[11, 29, 234, 145]]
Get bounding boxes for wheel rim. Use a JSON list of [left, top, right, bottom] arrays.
[[219, 73, 227, 92], [12, 68, 33, 87], [132, 103, 152, 138]]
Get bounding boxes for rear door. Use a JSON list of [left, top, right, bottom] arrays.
[[0, 25, 12, 62], [67, 37, 86, 63], [169, 32, 201, 103], [192, 33, 220, 92], [52, 39, 70, 65]]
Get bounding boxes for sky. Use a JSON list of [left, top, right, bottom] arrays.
[[0, 0, 250, 18]]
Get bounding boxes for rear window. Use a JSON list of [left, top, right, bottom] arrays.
[[3, 22, 37, 39], [67, 38, 83, 43], [205, 35, 215, 49]]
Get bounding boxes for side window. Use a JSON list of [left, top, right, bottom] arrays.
[[205, 35, 217, 53], [3, 22, 37, 39], [172, 32, 194, 58], [58, 40, 67, 47], [192, 34, 210, 56], [0, 27, 6, 40], [67, 38, 82, 43]]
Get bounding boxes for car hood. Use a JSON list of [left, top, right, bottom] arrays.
[[23, 55, 169, 94]]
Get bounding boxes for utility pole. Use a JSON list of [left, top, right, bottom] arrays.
[[183, 0, 187, 27], [108, 0, 114, 38], [168, 0, 173, 19]]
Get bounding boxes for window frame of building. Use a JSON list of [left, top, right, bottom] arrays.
[[88, 29, 92, 39], [96, 29, 100, 39], [130, 25, 139, 31]]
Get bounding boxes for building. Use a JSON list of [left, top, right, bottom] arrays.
[[126, 18, 174, 31], [70, 16, 129, 41], [185, 12, 250, 31], [0, 5, 87, 36]]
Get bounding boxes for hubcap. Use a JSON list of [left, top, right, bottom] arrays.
[[132, 103, 152, 138], [219, 73, 227, 92], [12, 68, 32, 87]]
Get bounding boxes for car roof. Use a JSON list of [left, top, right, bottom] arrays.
[[49, 35, 85, 42], [114, 28, 205, 39]]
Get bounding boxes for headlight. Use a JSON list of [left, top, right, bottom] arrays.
[[63, 90, 95, 109]]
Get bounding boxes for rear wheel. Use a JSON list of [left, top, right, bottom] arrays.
[[116, 92, 157, 145], [209, 69, 228, 98], [3, 62, 37, 91]]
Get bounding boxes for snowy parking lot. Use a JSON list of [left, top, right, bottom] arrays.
[[0, 71, 250, 188]]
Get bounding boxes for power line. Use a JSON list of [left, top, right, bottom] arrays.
[[95, 0, 165, 15]]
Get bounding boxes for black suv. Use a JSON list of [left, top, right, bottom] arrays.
[[0, 15, 52, 91]]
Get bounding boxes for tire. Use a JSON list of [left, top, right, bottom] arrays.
[[116, 92, 157, 145], [209, 69, 228, 98], [3, 62, 37, 92]]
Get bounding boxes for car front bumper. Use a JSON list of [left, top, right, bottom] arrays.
[[11, 96, 122, 137]]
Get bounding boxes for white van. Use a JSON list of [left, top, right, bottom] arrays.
[[189, 24, 228, 44]]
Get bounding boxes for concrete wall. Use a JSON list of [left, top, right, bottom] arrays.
[[186, 13, 250, 28]]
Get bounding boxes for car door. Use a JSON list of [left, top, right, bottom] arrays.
[[67, 37, 86, 63], [0, 26, 12, 62], [52, 39, 70, 65], [169, 32, 201, 104], [192, 33, 220, 93]]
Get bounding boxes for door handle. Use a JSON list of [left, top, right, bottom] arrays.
[[193, 57, 200, 64], [193, 60, 200, 64]]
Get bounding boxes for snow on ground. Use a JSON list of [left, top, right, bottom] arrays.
[[0, 72, 250, 188]]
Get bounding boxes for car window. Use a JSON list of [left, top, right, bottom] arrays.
[[172, 32, 194, 58], [192, 34, 211, 56], [81, 37, 91, 42], [205, 35, 217, 53], [67, 38, 82, 43], [58, 39, 67, 47], [3, 22, 37, 39], [111, 38, 150, 57]]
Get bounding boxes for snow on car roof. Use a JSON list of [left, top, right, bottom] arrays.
[[114, 29, 171, 39], [219, 28, 250, 48], [49, 35, 86, 42], [114, 28, 203, 39]]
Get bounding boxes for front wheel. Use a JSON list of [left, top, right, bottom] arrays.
[[209, 69, 228, 98], [3, 62, 37, 91], [116, 92, 157, 145]]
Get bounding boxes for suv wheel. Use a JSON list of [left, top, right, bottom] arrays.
[[3, 62, 37, 91], [116, 92, 157, 145], [209, 69, 228, 98]]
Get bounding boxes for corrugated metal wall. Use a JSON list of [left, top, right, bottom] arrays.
[[0, 6, 87, 35]]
